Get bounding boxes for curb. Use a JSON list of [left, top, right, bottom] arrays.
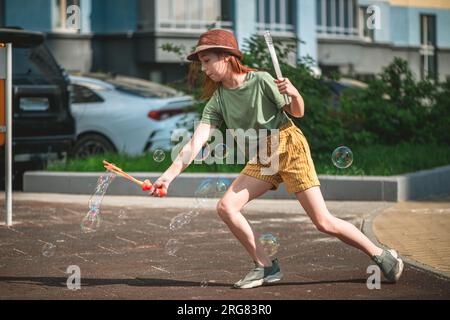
[[361, 210, 450, 281], [23, 164, 450, 202]]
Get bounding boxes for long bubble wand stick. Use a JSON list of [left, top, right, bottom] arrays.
[[264, 30, 291, 106]]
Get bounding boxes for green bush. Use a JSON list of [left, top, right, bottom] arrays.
[[339, 58, 450, 145]]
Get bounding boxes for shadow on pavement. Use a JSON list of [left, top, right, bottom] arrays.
[[0, 276, 381, 288]]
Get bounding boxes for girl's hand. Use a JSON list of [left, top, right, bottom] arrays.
[[148, 176, 170, 197], [274, 78, 300, 98]]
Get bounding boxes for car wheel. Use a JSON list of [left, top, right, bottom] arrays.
[[73, 134, 116, 158]]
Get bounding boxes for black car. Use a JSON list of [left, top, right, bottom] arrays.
[[0, 28, 75, 189]]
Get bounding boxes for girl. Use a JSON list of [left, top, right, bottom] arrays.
[[149, 29, 403, 289]]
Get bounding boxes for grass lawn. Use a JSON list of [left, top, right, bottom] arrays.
[[47, 143, 450, 176]]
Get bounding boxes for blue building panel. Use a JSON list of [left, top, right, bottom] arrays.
[[5, 0, 52, 31], [391, 6, 450, 48], [90, 0, 137, 33]]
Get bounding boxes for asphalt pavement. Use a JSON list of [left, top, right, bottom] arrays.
[[0, 193, 449, 300]]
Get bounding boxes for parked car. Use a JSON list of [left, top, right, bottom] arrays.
[[0, 28, 76, 189], [69, 74, 199, 157]]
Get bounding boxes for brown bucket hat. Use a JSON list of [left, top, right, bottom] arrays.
[[187, 29, 243, 61]]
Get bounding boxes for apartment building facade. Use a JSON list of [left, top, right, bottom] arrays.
[[1, 0, 449, 82]]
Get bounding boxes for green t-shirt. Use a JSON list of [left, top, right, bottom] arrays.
[[200, 71, 290, 130]]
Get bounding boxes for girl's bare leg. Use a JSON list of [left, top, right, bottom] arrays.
[[295, 186, 383, 257], [217, 174, 274, 267]]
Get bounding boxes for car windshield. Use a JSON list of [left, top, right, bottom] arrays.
[[105, 76, 184, 98]]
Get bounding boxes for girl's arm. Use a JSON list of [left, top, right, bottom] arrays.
[[274, 78, 305, 118], [159, 122, 215, 183], [283, 94, 304, 118]]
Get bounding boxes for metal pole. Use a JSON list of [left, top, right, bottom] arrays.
[[5, 43, 12, 226]]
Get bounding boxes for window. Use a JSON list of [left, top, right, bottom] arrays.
[[157, 0, 232, 31], [420, 14, 437, 80], [19, 97, 50, 112], [256, 0, 295, 34], [317, 0, 358, 37], [13, 47, 58, 85], [71, 85, 104, 104], [52, 0, 80, 32], [358, 6, 374, 41]]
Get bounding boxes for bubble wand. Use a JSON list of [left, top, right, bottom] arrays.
[[102, 160, 167, 197], [264, 30, 291, 106]]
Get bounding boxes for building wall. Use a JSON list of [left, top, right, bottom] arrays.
[[5, 0, 52, 31], [91, 0, 137, 33], [46, 34, 93, 72], [439, 50, 450, 80], [317, 0, 450, 80], [390, 5, 450, 47], [3, 0, 450, 82], [389, 0, 450, 10], [234, 0, 256, 51], [358, 0, 392, 43], [319, 39, 450, 81], [296, 0, 318, 62]]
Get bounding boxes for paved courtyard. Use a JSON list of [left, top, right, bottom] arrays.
[[0, 194, 449, 299]]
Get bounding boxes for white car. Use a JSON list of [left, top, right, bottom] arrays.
[[69, 75, 199, 157]]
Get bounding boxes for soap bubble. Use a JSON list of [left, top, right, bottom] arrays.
[[192, 198, 208, 209], [259, 233, 280, 257], [169, 212, 192, 231], [215, 178, 231, 196], [331, 146, 353, 169], [42, 243, 56, 257], [195, 178, 230, 198], [88, 172, 115, 211], [118, 209, 127, 219], [81, 210, 102, 233], [91, 172, 116, 203], [214, 143, 228, 160], [153, 149, 166, 162], [195, 178, 215, 197], [195, 144, 211, 161], [165, 239, 182, 256], [190, 198, 207, 216]]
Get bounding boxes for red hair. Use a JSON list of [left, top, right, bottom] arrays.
[[188, 50, 257, 101]]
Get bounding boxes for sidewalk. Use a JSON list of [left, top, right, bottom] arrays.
[[367, 194, 450, 279], [2, 192, 449, 280], [0, 192, 449, 299]]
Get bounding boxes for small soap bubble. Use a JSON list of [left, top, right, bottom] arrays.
[[259, 233, 280, 257], [193, 197, 208, 209], [118, 209, 127, 219], [215, 178, 231, 196], [195, 178, 215, 197], [169, 213, 192, 231], [165, 239, 182, 256], [195, 144, 211, 161], [214, 143, 228, 160], [153, 149, 166, 162], [42, 243, 56, 257], [81, 210, 102, 233], [187, 209, 200, 219], [331, 146, 353, 169]]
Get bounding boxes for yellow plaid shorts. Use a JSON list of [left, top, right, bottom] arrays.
[[241, 119, 321, 193]]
